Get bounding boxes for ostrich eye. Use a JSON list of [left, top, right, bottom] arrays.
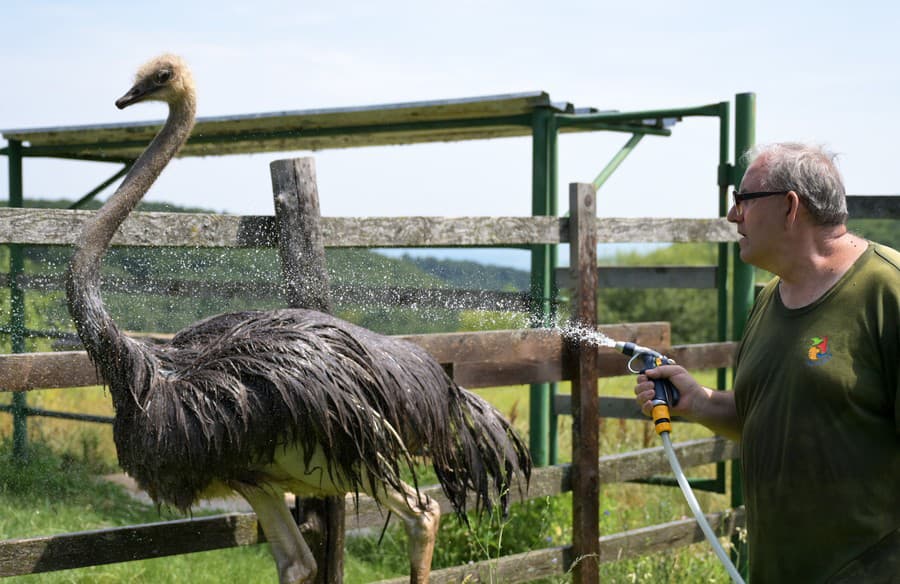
[[155, 69, 173, 85]]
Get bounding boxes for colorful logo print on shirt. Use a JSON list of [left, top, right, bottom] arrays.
[[806, 336, 833, 366]]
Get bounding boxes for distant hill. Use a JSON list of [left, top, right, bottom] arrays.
[[400, 254, 529, 292]]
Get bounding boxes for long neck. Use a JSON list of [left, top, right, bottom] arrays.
[[66, 95, 196, 366]]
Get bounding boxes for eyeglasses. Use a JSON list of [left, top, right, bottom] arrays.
[[731, 190, 789, 216]]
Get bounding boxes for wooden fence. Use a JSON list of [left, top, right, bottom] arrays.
[[1, 180, 895, 580]]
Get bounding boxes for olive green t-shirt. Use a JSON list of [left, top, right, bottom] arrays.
[[734, 242, 900, 582]]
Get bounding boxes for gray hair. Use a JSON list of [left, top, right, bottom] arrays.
[[741, 142, 848, 226]]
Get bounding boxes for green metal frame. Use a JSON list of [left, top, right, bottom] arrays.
[[544, 102, 743, 479], [729, 92, 756, 576], [530, 107, 558, 467], [6, 140, 27, 460]]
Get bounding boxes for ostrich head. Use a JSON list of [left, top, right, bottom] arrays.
[[67, 53, 196, 377], [116, 53, 195, 110]]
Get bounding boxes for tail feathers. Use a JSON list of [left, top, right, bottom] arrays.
[[434, 387, 531, 520]]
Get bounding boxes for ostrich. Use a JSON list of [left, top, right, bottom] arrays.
[[65, 54, 530, 584]]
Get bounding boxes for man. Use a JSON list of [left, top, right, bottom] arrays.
[[634, 142, 899, 582]]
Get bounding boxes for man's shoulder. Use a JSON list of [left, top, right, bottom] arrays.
[[870, 242, 900, 272], [756, 276, 780, 304], [863, 243, 900, 292]]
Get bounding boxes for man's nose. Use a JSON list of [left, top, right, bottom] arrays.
[[726, 204, 741, 223]]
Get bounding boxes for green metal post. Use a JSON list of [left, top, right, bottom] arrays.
[[592, 133, 644, 190], [530, 108, 558, 467], [732, 93, 756, 339], [546, 119, 559, 466], [7, 140, 28, 460], [731, 92, 756, 577], [716, 103, 731, 392], [711, 101, 731, 494]]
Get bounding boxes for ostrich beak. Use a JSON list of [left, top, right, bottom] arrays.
[[116, 80, 155, 109]]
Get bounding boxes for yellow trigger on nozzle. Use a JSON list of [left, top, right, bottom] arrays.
[[652, 404, 672, 435]]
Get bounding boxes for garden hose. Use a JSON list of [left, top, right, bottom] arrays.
[[615, 341, 745, 584]]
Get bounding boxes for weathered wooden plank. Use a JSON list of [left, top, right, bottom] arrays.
[[374, 507, 746, 584], [0, 513, 264, 577], [406, 323, 671, 388], [0, 208, 277, 248], [0, 209, 740, 247], [0, 324, 673, 391], [847, 195, 900, 219], [518, 437, 738, 498], [557, 265, 719, 289], [0, 209, 562, 247], [448, 337, 731, 389], [597, 217, 738, 243], [399, 323, 670, 364], [598, 437, 738, 484], [0, 351, 98, 391], [323, 216, 564, 247], [596, 506, 744, 562]]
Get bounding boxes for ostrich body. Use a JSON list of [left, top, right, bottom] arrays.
[[65, 55, 530, 584]]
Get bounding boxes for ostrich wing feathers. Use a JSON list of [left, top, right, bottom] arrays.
[[102, 309, 529, 513]]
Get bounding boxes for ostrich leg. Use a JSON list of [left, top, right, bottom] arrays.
[[237, 484, 317, 584], [378, 482, 442, 584]]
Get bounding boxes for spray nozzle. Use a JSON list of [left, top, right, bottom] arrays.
[[612, 341, 680, 434]]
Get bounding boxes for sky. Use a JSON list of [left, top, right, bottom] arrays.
[[2, 0, 898, 269]]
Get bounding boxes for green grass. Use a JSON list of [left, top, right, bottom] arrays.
[[0, 373, 738, 582]]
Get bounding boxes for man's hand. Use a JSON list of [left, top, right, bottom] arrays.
[[634, 365, 741, 441]]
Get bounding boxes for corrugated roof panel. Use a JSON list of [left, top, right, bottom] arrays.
[[2, 91, 574, 159]]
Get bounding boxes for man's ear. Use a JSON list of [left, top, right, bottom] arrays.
[[784, 190, 802, 228]]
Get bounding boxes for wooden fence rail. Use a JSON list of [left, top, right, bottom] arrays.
[[0, 437, 739, 577], [4, 192, 895, 250], [374, 507, 745, 584], [0, 208, 739, 247], [0, 326, 740, 393]]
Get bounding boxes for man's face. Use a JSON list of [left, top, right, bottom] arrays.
[[728, 159, 784, 268]]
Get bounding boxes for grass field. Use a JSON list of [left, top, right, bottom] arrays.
[[0, 372, 739, 582]]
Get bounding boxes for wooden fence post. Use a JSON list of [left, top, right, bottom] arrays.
[[567, 182, 600, 582], [271, 157, 332, 314], [270, 157, 344, 584]]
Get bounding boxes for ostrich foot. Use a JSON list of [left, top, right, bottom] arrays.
[[235, 483, 317, 584], [381, 482, 441, 584]]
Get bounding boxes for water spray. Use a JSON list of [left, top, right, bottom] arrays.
[[610, 339, 745, 584]]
